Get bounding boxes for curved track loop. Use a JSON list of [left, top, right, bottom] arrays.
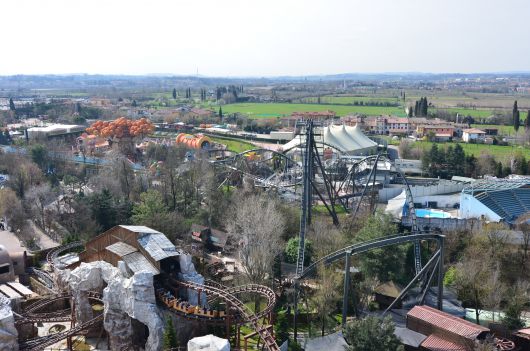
[[204, 280, 277, 321], [297, 233, 444, 281], [46, 241, 83, 268], [172, 279, 279, 351], [18, 292, 103, 351]]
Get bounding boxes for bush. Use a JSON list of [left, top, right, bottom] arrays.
[[285, 238, 313, 265]]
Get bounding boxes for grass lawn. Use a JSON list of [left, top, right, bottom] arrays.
[[210, 136, 255, 153], [220, 103, 406, 118], [410, 141, 530, 162]]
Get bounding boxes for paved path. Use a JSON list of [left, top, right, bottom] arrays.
[[27, 221, 60, 250]]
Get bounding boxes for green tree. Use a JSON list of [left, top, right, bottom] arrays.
[[132, 189, 169, 230], [30, 144, 48, 172], [9, 98, 15, 111], [132, 100, 137, 107], [285, 238, 312, 266], [343, 316, 403, 351], [274, 312, 290, 345], [526, 110, 530, 131], [89, 189, 117, 231], [218, 106, 223, 120], [513, 100, 520, 133], [163, 317, 178, 349], [354, 213, 408, 283], [172, 88, 177, 100]]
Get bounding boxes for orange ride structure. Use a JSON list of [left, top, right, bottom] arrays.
[[175, 133, 212, 149], [86, 117, 155, 140]]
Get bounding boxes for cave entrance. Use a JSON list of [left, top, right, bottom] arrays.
[[131, 318, 150, 350]]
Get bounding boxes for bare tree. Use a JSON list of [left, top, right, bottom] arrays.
[[454, 252, 491, 324], [226, 194, 285, 309], [483, 222, 509, 263], [516, 214, 530, 270], [26, 184, 56, 234], [482, 265, 505, 322], [311, 264, 341, 336], [309, 219, 345, 260]]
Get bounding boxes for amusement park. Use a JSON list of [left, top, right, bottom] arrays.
[[1, 115, 530, 351]]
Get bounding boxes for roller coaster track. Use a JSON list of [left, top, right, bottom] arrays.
[[204, 280, 277, 321], [46, 241, 83, 269], [27, 267, 55, 290], [171, 279, 279, 351], [297, 233, 443, 281], [18, 292, 104, 351]]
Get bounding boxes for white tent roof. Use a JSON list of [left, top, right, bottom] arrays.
[[282, 124, 377, 153]]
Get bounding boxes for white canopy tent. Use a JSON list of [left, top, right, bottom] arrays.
[[282, 124, 377, 155]]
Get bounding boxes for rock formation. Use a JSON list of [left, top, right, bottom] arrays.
[[63, 261, 164, 351], [0, 294, 18, 351], [187, 334, 230, 351], [178, 254, 208, 307]]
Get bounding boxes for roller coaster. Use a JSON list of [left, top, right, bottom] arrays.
[[16, 291, 104, 351], [24, 240, 282, 351]]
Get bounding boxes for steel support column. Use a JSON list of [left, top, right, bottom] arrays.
[[342, 251, 352, 327], [437, 237, 445, 311]]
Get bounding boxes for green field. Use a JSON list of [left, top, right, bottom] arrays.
[[410, 141, 530, 161], [221, 103, 406, 118], [434, 108, 494, 118], [470, 124, 517, 135], [210, 136, 255, 153]]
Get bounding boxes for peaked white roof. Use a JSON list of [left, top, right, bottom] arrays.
[[282, 124, 377, 153]]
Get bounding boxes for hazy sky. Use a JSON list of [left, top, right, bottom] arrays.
[[1, 0, 529, 76]]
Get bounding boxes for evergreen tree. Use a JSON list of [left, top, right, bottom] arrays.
[[514, 110, 520, 133], [414, 101, 419, 116], [343, 316, 402, 351], [163, 317, 178, 349], [132, 100, 137, 107], [407, 106, 413, 117], [526, 110, 530, 131], [317, 95, 321, 104], [172, 88, 177, 99], [513, 100, 520, 132], [9, 98, 15, 111], [218, 106, 223, 120], [422, 97, 428, 116]]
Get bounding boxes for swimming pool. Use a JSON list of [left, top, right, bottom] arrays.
[[415, 209, 452, 219]]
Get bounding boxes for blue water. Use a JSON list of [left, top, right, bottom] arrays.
[[415, 209, 451, 218]]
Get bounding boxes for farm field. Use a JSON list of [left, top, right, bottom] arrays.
[[220, 103, 406, 118], [409, 141, 530, 161], [298, 95, 400, 105]]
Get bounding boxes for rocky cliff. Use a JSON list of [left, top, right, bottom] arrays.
[[0, 294, 18, 351]]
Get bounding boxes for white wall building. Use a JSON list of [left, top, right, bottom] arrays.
[[462, 128, 486, 143]]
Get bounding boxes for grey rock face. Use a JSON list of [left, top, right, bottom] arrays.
[[0, 294, 18, 351], [67, 261, 164, 351]]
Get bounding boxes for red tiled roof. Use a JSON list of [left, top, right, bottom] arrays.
[[408, 305, 488, 340], [421, 334, 467, 351]]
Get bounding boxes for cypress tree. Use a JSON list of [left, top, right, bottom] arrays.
[[526, 110, 530, 131], [414, 101, 419, 117], [172, 88, 177, 99], [9, 98, 15, 111], [163, 317, 178, 349], [422, 97, 428, 116], [219, 106, 223, 120], [514, 110, 520, 133]]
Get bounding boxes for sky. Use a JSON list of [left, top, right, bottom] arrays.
[[1, 0, 530, 77]]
